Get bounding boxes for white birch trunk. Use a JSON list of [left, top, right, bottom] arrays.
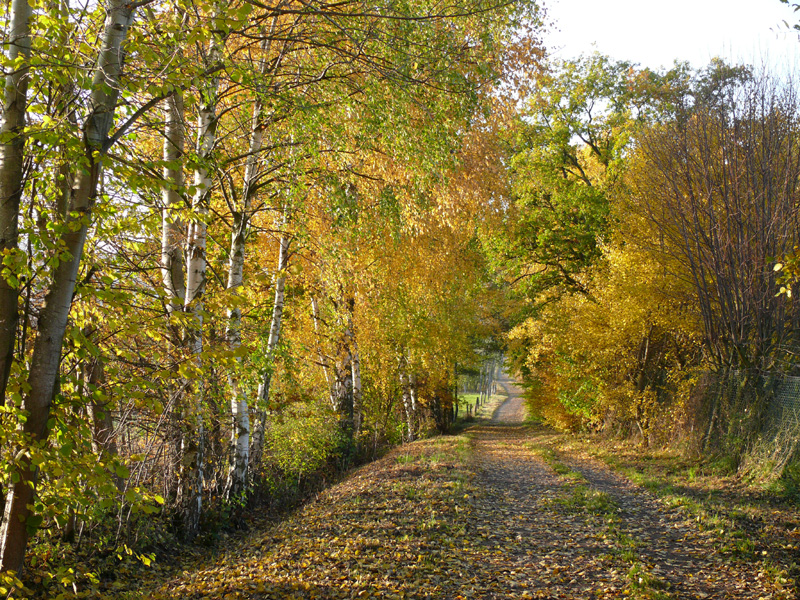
[[0, 0, 135, 572], [479, 364, 487, 404], [250, 227, 289, 466], [344, 297, 362, 439], [161, 92, 186, 317], [332, 344, 353, 436], [453, 362, 459, 421], [399, 359, 415, 442], [223, 103, 265, 500], [351, 342, 362, 438], [330, 300, 356, 441], [409, 373, 418, 431], [180, 37, 221, 540], [225, 25, 297, 493], [159, 91, 188, 513], [311, 296, 335, 407]]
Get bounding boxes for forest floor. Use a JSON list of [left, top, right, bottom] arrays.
[[116, 376, 799, 599]]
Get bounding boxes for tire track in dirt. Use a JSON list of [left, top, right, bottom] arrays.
[[556, 449, 779, 598], [469, 422, 631, 598], [490, 377, 527, 423], [468, 372, 792, 599], [467, 375, 630, 597]]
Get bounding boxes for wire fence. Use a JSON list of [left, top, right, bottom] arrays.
[[770, 375, 800, 427], [706, 370, 800, 470], [712, 370, 800, 427]]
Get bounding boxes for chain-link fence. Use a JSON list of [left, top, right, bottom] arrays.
[[709, 370, 800, 428], [704, 370, 800, 471], [771, 375, 800, 428]]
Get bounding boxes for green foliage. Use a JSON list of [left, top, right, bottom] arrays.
[[499, 54, 681, 302], [265, 402, 343, 478], [772, 459, 800, 502]]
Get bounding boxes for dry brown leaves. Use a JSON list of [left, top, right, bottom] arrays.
[[114, 415, 798, 599]]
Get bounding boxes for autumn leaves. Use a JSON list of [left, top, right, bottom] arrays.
[[0, 0, 540, 584]]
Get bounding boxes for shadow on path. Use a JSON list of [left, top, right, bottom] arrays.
[[466, 371, 791, 599]]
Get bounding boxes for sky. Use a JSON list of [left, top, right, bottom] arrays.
[[543, 0, 800, 73]]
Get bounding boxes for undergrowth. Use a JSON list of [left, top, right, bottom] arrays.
[[589, 440, 799, 595]]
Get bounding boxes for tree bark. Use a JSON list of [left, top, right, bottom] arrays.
[[339, 297, 359, 442], [351, 341, 362, 439], [85, 356, 116, 458], [0, 0, 135, 573], [250, 227, 290, 467], [161, 92, 186, 318], [399, 357, 415, 442], [0, 0, 32, 403], [478, 364, 486, 405], [159, 90, 189, 514], [311, 296, 335, 407], [332, 342, 353, 438], [223, 100, 264, 500], [179, 47, 221, 537]]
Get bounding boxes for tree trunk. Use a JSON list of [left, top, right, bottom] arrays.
[[0, 0, 32, 403], [333, 343, 354, 439], [223, 286, 251, 501], [351, 342, 362, 439], [343, 297, 360, 441], [160, 91, 189, 513], [409, 374, 418, 430], [311, 296, 335, 407], [179, 52, 221, 537], [478, 364, 486, 405], [223, 100, 264, 501], [226, 23, 300, 491], [452, 363, 458, 422], [85, 356, 116, 458], [250, 227, 290, 467], [0, 0, 135, 573], [161, 92, 186, 318], [399, 359, 415, 442]]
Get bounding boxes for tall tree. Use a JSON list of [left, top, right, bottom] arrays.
[[0, 0, 137, 572], [499, 54, 683, 302], [0, 0, 31, 402], [630, 70, 800, 370]]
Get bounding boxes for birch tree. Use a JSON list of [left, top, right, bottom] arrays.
[[250, 222, 291, 466], [161, 92, 186, 319], [0, 0, 31, 402], [0, 0, 137, 573], [223, 17, 299, 500]]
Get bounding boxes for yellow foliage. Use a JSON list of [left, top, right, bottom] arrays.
[[510, 204, 704, 437]]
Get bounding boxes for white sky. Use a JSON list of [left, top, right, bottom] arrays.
[[543, 0, 800, 73]]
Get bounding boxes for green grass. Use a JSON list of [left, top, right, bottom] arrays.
[[529, 444, 585, 481], [554, 485, 618, 516], [395, 453, 417, 465], [627, 562, 672, 599]]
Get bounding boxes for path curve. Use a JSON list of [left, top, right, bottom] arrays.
[[490, 372, 527, 423], [467, 370, 790, 599]]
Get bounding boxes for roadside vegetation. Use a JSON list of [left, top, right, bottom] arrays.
[[505, 56, 800, 498], [1, 0, 799, 589]]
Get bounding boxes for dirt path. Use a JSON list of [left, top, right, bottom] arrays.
[[467, 372, 794, 599], [141, 374, 796, 599], [490, 376, 527, 423]]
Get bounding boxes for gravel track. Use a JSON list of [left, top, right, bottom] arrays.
[[466, 372, 792, 599]]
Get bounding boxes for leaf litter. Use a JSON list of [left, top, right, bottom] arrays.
[[122, 388, 797, 599]]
